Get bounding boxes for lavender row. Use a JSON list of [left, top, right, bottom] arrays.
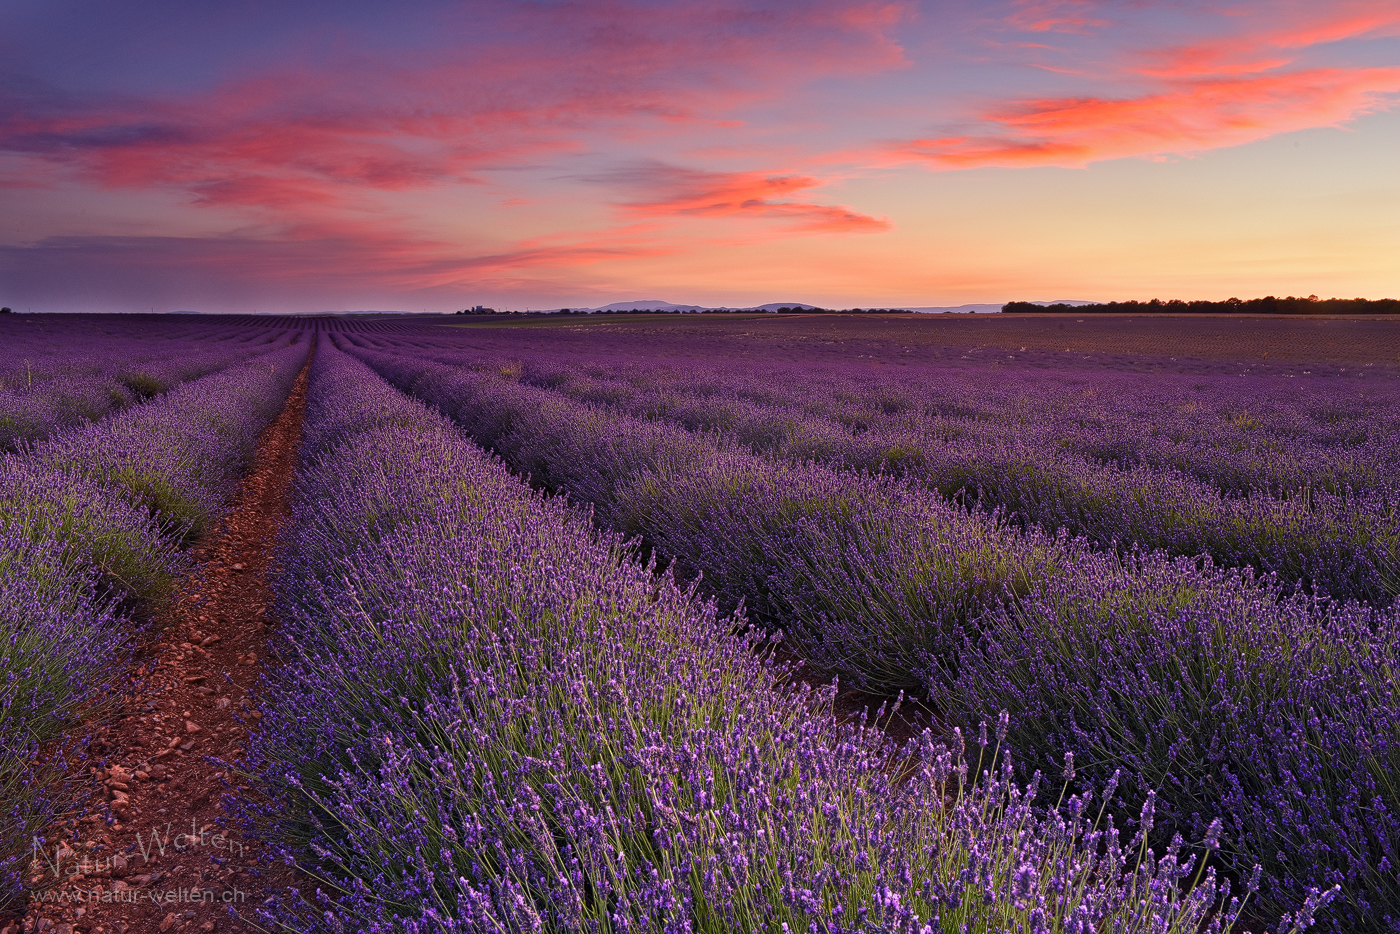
[[938, 555, 1400, 930], [1, 319, 297, 450], [346, 327, 1398, 501], [0, 315, 283, 373], [0, 524, 130, 912], [244, 343, 1264, 933], [343, 344, 1057, 691], [0, 315, 290, 392], [0, 339, 309, 910], [29, 341, 310, 542], [348, 344, 1386, 928], [483, 355, 1399, 604], [583, 357, 1397, 499]]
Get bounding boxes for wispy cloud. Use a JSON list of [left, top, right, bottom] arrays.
[[0, 0, 913, 213], [1138, 1, 1400, 77], [1005, 0, 1109, 35], [0, 0, 908, 302], [896, 66, 1400, 168], [589, 162, 890, 233], [2, 0, 1395, 308], [890, 3, 1400, 169]]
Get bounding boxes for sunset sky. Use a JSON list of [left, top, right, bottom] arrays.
[[2, 1, 1397, 313]]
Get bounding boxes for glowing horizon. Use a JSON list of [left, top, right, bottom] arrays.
[[2, 0, 1397, 314]]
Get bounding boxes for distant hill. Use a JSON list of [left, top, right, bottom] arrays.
[[581, 300, 822, 312], [561, 300, 895, 313], [485, 299, 1108, 315], [577, 300, 1086, 314], [588, 300, 708, 312], [907, 304, 1004, 314]]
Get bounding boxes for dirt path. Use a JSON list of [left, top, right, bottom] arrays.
[[16, 353, 311, 934]]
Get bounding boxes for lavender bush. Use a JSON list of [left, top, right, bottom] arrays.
[[0, 531, 126, 912], [448, 353, 1398, 604], [339, 328, 1400, 500], [30, 341, 309, 537], [244, 345, 1276, 933], [0, 336, 310, 911], [0, 316, 296, 449], [931, 554, 1400, 931], [345, 339, 1385, 928], [0, 459, 181, 603], [344, 347, 1064, 691]]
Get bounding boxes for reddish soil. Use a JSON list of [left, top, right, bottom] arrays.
[[15, 356, 310, 934], [763, 640, 936, 751]]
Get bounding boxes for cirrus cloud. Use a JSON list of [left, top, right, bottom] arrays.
[[897, 66, 1400, 168], [1006, 0, 1109, 35], [892, 2, 1400, 170], [0, 0, 914, 214], [0, 0, 909, 307], [589, 161, 890, 233]]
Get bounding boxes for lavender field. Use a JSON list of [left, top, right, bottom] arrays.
[[5, 312, 1399, 933]]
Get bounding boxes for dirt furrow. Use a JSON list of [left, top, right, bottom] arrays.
[[17, 353, 311, 934]]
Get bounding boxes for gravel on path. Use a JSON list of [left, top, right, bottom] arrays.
[[16, 351, 312, 934]]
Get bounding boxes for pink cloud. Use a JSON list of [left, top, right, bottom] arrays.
[[1264, 2, 1400, 48], [596, 162, 890, 233], [897, 67, 1400, 168], [0, 79, 569, 215], [0, 1, 910, 215], [1006, 0, 1109, 35], [1140, 2, 1400, 77], [0, 0, 910, 304], [892, 3, 1400, 170]]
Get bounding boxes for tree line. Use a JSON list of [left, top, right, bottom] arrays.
[[1002, 296, 1400, 315]]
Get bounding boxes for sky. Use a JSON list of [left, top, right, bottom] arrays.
[[1, 0, 1397, 313]]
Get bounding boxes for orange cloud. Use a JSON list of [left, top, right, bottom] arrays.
[[898, 67, 1400, 168], [0, 0, 912, 314], [893, 3, 1400, 170], [1006, 0, 1109, 35], [1140, 2, 1400, 77], [0, 0, 911, 217], [594, 162, 890, 233]]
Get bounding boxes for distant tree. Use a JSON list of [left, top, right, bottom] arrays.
[[0, 307, 10, 314], [1002, 295, 1400, 315]]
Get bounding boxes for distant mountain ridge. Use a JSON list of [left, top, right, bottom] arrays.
[[583, 300, 823, 312], [589, 300, 708, 311], [561, 300, 1093, 314]]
